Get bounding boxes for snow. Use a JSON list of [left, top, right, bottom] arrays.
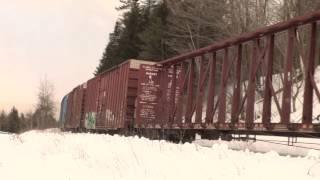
[[1, 130, 320, 180], [195, 135, 320, 157]]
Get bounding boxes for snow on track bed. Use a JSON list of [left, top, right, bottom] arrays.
[[1, 130, 320, 180], [195, 136, 320, 157]]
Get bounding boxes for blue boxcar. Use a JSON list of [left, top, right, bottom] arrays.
[[59, 94, 69, 128]]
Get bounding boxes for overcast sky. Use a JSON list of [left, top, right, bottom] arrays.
[[0, 0, 120, 113]]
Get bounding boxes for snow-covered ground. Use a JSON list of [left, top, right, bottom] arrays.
[[1, 130, 320, 180], [195, 135, 320, 157]]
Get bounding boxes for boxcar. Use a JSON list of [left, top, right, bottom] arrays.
[[83, 76, 99, 129], [77, 59, 156, 131], [61, 59, 156, 131], [64, 84, 86, 129], [58, 94, 69, 128]]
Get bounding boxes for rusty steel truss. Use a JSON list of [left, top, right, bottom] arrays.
[[149, 10, 320, 135]]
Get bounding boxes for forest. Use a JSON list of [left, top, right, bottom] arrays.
[[95, 0, 320, 74]]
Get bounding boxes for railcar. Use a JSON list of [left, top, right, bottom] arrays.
[[62, 59, 158, 134]]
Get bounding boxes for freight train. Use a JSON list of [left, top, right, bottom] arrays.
[[58, 57, 320, 143], [60, 11, 320, 142], [59, 59, 203, 142]]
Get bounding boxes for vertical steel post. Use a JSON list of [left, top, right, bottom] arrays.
[[246, 41, 258, 126], [231, 44, 242, 123], [159, 67, 169, 125], [185, 60, 195, 123], [302, 22, 317, 124], [175, 64, 186, 125], [218, 48, 229, 123], [281, 28, 295, 124], [169, 65, 177, 123], [206, 52, 217, 123], [195, 56, 206, 123], [262, 35, 275, 125]]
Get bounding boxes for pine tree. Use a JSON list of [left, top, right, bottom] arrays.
[[19, 113, 27, 132], [95, 0, 146, 74], [139, 0, 173, 61], [0, 110, 7, 132], [95, 21, 123, 75], [117, 0, 144, 61], [7, 107, 20, 133]]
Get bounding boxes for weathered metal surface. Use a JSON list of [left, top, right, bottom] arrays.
[[218, 48, 229, 124], [135, 64, 162, 126], [149, 11, 320, 133], [262, 35, 274, 125], [302, 22, 317, 124], [97, 61, 127, 129], [59, 94, 69, 127], [65, 90, 74, 128], [83, 76, 99, 129], [231, 45, 242, 123], [93, 60, 157, 130], [185, 60, 195, 124], [281, 28, 295, 124], [195, 56, 206, 124], [175, 63, 187, 125], [205, 52, 216, 124], [65, 85, 86, 129]]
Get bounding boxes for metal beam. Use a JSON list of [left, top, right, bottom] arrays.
[[159, 11, 320, 66]]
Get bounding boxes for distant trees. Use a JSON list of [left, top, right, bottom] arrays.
[[0, 77, 57, 134], [0, 110, 8, 131], [7, 107, 20, 133], [0, 107, 26, 133]]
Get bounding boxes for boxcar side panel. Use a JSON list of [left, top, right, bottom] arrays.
[[59, 94, 69, 128], [84, 77, 100, 129]]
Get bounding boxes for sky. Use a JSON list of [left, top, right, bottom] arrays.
[[0, 0, 121, 113]]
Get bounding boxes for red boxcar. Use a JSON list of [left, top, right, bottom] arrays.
[[82, 59, 156, 131], [65, 84, 86, 129], [83, 76, 100, 129], [135, 64, 181, 128]]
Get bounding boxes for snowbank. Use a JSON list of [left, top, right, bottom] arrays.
[[195, 135, 320, 157], [0, 130, 320, 180]]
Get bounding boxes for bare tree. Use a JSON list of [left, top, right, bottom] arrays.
[[34, 76, 56, 129], [166, 0, 228, 54]]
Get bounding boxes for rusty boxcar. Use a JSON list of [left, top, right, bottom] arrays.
[[64, 59, 156, 131], [64, 84, 86, 129]]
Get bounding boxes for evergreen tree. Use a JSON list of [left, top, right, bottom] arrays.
[[7, 107, 20, 133], [0, 110, 7, 131], [95, 21, 123, 75], [139, 0, 173, 61], [117, 0, 144, 62], [19, 113, 27, 132], [95, 0, 146, 74]]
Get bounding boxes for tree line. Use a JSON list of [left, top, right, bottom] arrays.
[[95, 0, 320, 74], [0, 78, 57, 133]]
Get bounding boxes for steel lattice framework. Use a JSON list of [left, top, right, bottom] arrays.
[[147, 10, 320, 135]]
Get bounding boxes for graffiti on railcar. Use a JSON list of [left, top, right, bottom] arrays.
[[106, 109, 115, 122], [85, 112, 96, 129]]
